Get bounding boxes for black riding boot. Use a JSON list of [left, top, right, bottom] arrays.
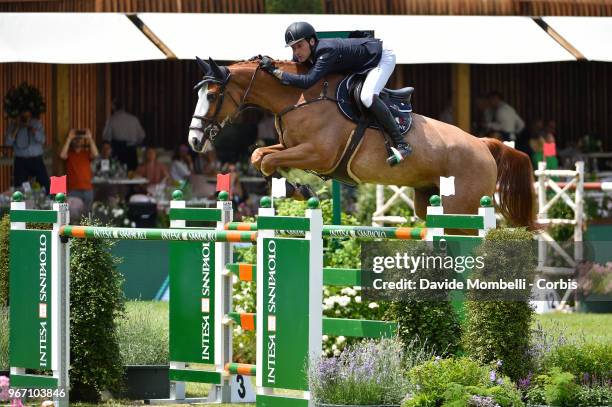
[[369, 95, 413, 166]]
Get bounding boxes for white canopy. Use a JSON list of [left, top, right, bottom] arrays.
[[543, 17, 612, 62], [0, 13, 166, 63], [139, 13, 575, 64]]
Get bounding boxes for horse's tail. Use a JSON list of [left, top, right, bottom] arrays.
[[482, 138, 538, 230]]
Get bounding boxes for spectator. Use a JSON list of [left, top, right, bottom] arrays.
[[472, 94, 490, 137], [92, 141, 121, 177], [102, 99, 145, 170], [5, 110, 50, 192], [59, 128, 99, 211], [135, 147, 169, 192], [484, 91, 525, 141], [170, 144, 194, 182]]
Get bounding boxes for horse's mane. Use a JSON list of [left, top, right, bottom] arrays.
[[229, 56, 307, 74]]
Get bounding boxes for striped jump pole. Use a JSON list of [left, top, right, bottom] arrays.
[[226, 221, 427, 240], [60, 225, 256, 243]]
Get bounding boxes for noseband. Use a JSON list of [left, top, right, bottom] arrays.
[[190, 65, 261, 142]]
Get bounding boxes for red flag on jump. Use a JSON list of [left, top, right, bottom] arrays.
[[216, 173, 232, 197], [50, 175, 67, 195]]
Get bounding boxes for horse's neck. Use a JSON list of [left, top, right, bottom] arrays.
[[231, 64, 306, 114]]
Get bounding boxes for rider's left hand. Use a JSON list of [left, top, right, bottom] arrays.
[[260, 56, 277, 74]]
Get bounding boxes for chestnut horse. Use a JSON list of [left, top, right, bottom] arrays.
[[188, 57, 536, 229]]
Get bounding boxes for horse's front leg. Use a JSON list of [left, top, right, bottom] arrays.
[[260, 143, 323, 176], [251, 143, 285, 172]]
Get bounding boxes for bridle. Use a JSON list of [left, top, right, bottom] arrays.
[[189, 64, 261, 142]]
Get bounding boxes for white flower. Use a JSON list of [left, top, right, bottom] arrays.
[[355, 296, 362, 303], [337, 295, 351, 307], [341, 287, 357, 296], [368, 302, 379, 309], [336, 336, 346, 344], [331, 344, 337, 351], [322, 335, 329, 341], [123, 218, 130, 225], [333, 349, 341, 357]]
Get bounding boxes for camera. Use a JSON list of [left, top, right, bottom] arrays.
[[75, 129, 87, 138]]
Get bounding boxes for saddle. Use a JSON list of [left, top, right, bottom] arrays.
[[336, 73, 414, 135], [322, 73, 414, 185]]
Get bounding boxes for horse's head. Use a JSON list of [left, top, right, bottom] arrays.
[[188, 56, 235, 153]]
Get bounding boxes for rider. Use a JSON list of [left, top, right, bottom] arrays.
[[260, 21, 412, 166]]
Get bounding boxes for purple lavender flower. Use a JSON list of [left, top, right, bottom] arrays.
[[518, 373, 533, 390], [489, 370, 497, 382]]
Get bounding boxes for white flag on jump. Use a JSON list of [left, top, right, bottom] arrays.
[[440, 176, 455, 197], [271, 177, 287, 198]]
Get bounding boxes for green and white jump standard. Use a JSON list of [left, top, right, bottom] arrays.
[[8, 180, 496, 407]]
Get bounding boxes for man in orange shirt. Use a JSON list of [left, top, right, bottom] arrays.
[[60, 129, 99, 211]]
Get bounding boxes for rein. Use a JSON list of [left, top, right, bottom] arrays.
[[191, 60, 337, 145]]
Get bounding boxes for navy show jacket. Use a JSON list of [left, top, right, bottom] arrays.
[[280, 37, 383, 89]]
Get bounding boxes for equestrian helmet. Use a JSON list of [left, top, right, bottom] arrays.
[[285, 22, 317, 47]]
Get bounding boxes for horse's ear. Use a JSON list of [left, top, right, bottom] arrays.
[[208, 57, 226, 80], [196, 56, 211, 75]]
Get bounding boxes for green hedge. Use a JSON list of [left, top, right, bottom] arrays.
[[462, 228, 537, 382], [69, 219, 126, 401]]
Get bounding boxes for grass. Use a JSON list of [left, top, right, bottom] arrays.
[[534, 312, 612, 344]]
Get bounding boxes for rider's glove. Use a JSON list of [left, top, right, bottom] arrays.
[[260, 56, 283, 80]]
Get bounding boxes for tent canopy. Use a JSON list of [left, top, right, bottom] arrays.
[[543, 17, 612, 62], [0, 13, 166, 63], [139, 13, 575, 64]]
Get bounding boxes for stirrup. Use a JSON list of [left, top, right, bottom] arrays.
[[386, 144, 412, 166]]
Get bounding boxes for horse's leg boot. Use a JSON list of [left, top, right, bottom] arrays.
[[369, 95, 413, 166]]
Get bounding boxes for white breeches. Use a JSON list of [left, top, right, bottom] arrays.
[[360, 49, 396, 108]]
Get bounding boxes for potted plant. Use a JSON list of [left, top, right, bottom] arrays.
[[116, 301, 169, 400], [576, 262, 612, 313], [308, 337, 410, 406]]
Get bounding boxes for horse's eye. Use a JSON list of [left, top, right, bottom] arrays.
[[207, 93, 217, 101]]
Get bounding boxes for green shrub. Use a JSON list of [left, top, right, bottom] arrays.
[[0, 214, 9, 307], [265, 0, 322, 14], [117, 301, 168, 365], [574, 384, 612, 406], [408, 357, 489, 395], [69, 219, 126, 401], [544, 368, 578, 407], [544, 342, 612, 383], [386, 300, 461, 356], [404, 357, 522, 407], [0, 307, 8, 369], [463, 228, 536, 381]]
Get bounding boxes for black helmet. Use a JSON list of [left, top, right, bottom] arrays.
[[285, 22, 317, 47]]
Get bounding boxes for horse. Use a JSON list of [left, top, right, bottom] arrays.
[[188, 57, 536, 230]]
